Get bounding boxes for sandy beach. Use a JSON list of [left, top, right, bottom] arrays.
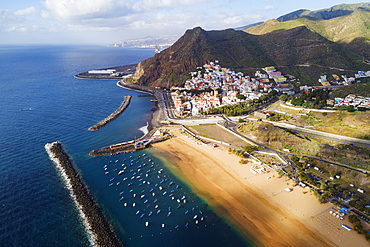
[[150, 126, 369, 247]]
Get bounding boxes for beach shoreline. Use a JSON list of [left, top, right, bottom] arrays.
[[149, 126, 369, 247]]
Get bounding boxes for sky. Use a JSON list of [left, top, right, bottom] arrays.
[[0, 0, 367, 44]]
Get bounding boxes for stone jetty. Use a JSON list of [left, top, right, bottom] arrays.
[[89, 128, 170, 156], [89, 95, 132, 131], [45, 142, 123, 247]]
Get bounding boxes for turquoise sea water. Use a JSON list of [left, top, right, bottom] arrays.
[[0, 45, 252, 247]]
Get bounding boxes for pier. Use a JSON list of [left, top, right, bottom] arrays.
[[89, 128, 171, 156], [89, 95, 132, 131], [75, 64, 137, 80], [45, 142, 123, 247]]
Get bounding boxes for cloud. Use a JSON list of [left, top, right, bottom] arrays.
[[264, 5, 275, 11], [0, 10, 23, 31], [0, 7, 55, 34], [42, 0, 128, 20], [14, 7, 36, 16], [38, 0, 217, 36], [36, 0, 266, 41], [133, 0, 209, 11], [42, 0, 209, 21]]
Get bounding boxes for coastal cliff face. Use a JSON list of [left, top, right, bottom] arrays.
[[132, 62, 144, 81], [134, 26, 368, 88]]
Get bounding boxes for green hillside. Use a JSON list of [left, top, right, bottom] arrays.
[[276, 2, 370, 21], [246, 10, 370, 58]]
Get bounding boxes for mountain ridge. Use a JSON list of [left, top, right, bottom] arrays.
[[132, 25, 368, 87]]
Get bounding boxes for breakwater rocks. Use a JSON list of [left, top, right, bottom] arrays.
[[45, 142, 123, 247], [89, 95, 132, 131], [89, 141, 137, 156], [89, 128, 170, 156]]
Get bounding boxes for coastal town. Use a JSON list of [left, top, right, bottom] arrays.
[[169, 61, 370, 117]]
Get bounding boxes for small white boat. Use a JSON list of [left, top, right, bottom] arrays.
[[162, 224, 165, 228], [145, 222, 149, 227]]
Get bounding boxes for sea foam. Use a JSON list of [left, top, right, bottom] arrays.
[[139, 122, 149, 136]]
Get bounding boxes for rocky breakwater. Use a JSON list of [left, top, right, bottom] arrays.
[[45, 142, 123, 247], [117, 80, 165, 129], [89, 95, 132, 131]]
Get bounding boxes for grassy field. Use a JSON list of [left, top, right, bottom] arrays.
[[275, 103, 370, 140], [238, 121, 370, 170], [187, 124, 247, 147], [253, 152, 284, 165]]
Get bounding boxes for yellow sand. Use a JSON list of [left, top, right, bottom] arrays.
[[150, 126, 369, 247]]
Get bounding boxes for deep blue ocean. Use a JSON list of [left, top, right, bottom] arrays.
[[0, 45, 252, 247]]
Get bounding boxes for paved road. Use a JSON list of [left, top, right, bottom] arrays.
[[160, 92, 369, 175]]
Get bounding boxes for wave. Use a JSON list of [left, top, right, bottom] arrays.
[[139, 122, 149, 136]]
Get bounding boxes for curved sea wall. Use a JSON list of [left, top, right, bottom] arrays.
[[117, 80, 155, 94], [45, 142, 123, 247], [89, 95, 132, 131]]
